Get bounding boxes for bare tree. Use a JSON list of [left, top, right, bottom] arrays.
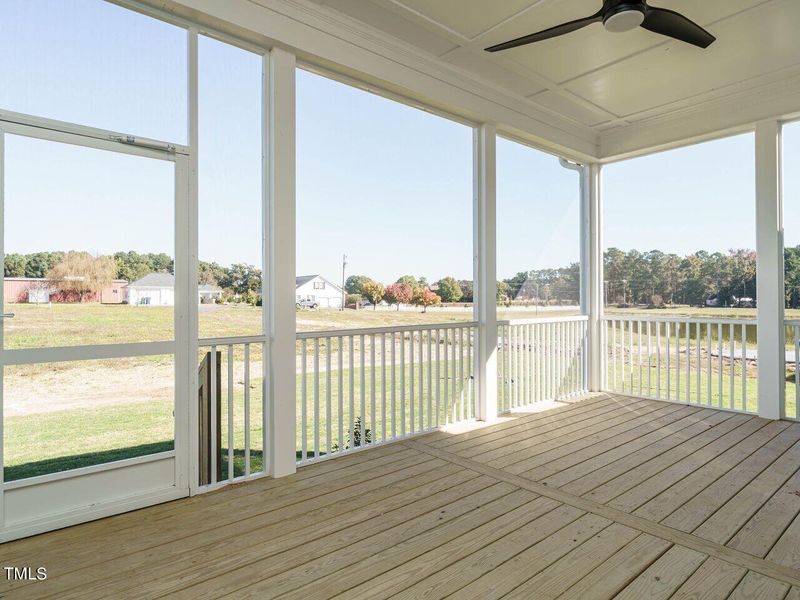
[[47, 252, 116, 302]]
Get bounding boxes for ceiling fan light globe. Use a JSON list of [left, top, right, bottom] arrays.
[[603, 8, 645, 33]]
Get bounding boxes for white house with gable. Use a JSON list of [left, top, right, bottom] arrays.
[[296, 275, 343, 308]]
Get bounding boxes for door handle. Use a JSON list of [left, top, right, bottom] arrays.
[[1, 313, 15, 318]]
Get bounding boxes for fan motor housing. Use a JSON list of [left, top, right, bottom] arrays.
[[603, 3, 646, 33]]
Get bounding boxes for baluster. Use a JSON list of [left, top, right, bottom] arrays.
[[371, 334, 376, 443], [326, 338, 331, 455], [227, 345, 234, 479], [400, 332, 406, 436], [381, 333, 387, 442], [349, 336, 355, 449], [427, 329, 433, 427], [717, 322, 723, 407], [360, 334, 366, 446], [211, 345, 218, 483], [244, 343, 251, 478], [338, 336, 344, 452], [729, 323, 735, 410], [451, 326, 457, 421], [313, 338, 320, 460], [741, 324, 747, 412], [391, 332, 396, 439], [409, 330, 415, 432], [686, 321, 691, 404], [435, 328, 441, 426], [612, 319, 617, 392], [419, 329, 425, 428]]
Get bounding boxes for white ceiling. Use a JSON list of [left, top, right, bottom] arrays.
[[309, 0, 800, 146]]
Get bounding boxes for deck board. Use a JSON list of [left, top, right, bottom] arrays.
[[4, 393, 800, 599]]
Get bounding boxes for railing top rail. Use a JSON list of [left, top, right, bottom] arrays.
[[295, 320, 478, 339], [498, 315, 589, 326], [602, 315, 757, 326], [785, 319, 800, 326], [198, 334, 267, 346]]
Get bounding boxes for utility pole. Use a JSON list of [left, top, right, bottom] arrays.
[[340, 254, 347, 311]]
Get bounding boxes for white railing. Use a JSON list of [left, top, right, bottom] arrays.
[[296, 322, 477, 465], [786, 320, 799, 420], [497, 316, 589, 412], [603, 316, 757, 414], [197, 336, 268, 489]]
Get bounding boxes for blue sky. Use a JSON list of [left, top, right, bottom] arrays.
[[2, 0, 800, 285]]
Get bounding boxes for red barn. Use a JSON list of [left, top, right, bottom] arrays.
[[2, 277, 127, 304]]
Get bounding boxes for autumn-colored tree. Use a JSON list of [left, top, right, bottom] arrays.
[[360, 280, 385, 309], [384, 282, 413, 310], [411, 287, 441, 313], [47, 252, 116, 302]]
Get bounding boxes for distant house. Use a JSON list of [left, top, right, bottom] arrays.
[[126, 273, 223, 306], [296, 275, 343, 308], [3, 277, 127, 304]]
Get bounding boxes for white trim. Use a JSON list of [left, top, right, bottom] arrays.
[[499, 316, 588, 326], [0, 118, 183, 538], [755, 120, 785, 420], [473, 124, 497, 422], [139, 0, 597, 161], [0, 486, 186, 543], [2, 451, 176, 491], [601, 315, 757, 326], [298, 61, 479, 130], [261, 50, 271, 480], [174, 152, 192, 493], [0, 110, 188, 157], [200, 334, 268, 346], [296, 321, 478, 339], [268, 47, 297, 478], [588, 164, 604, 392], [600, 71, 800, 162], [1, 341, 176, 366], [186, 27, 201, 495]]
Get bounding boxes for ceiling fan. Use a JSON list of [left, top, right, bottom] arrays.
[[485, 0, 716, 52]]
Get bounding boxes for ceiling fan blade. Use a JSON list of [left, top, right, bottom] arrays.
[[641, 6, 716, 48], [485, 12, 602, 52]]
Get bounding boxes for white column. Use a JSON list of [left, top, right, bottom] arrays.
[[588, 163, 604, 391], [267, 47, 297, 476], [185, 29, 199, 493], [755, 120, 784, 420], [474, 124, 498, 421]]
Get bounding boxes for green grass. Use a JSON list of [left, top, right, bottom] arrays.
[[4, 398, 175, 481], [4, 354, 472, 480], [5, 303, 799, 482]]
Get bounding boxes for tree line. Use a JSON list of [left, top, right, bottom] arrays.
[[4, 251, 263, 303], [9, 246, 800, 308], [344, 245, 800, 309]]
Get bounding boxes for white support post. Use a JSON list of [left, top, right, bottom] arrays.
[[267, 47, 297, 476], [474, 124, 498, 421], [588, 163, 604, 391], [185, 29, 199, 494], [755, 120, 784, 420]]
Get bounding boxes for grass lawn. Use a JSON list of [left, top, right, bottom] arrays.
[[4, 303, 799, 482]]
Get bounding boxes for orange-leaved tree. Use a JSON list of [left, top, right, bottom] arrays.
[[384, 282, 413, 311], [411, 287, 441, 313]]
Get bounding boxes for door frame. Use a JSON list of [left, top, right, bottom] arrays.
[[0, 114, 192, 542]]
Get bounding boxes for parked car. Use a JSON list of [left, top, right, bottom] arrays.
[[296, 298, 319, 309]]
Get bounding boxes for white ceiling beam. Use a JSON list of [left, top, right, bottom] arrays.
[[143, 0, 600, 160]]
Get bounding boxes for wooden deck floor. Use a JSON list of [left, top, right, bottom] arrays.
[[4, 393, 800, 599]]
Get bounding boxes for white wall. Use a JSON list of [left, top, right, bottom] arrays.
[[127, 287, 175, 306], [296, 278, 342, 308]]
